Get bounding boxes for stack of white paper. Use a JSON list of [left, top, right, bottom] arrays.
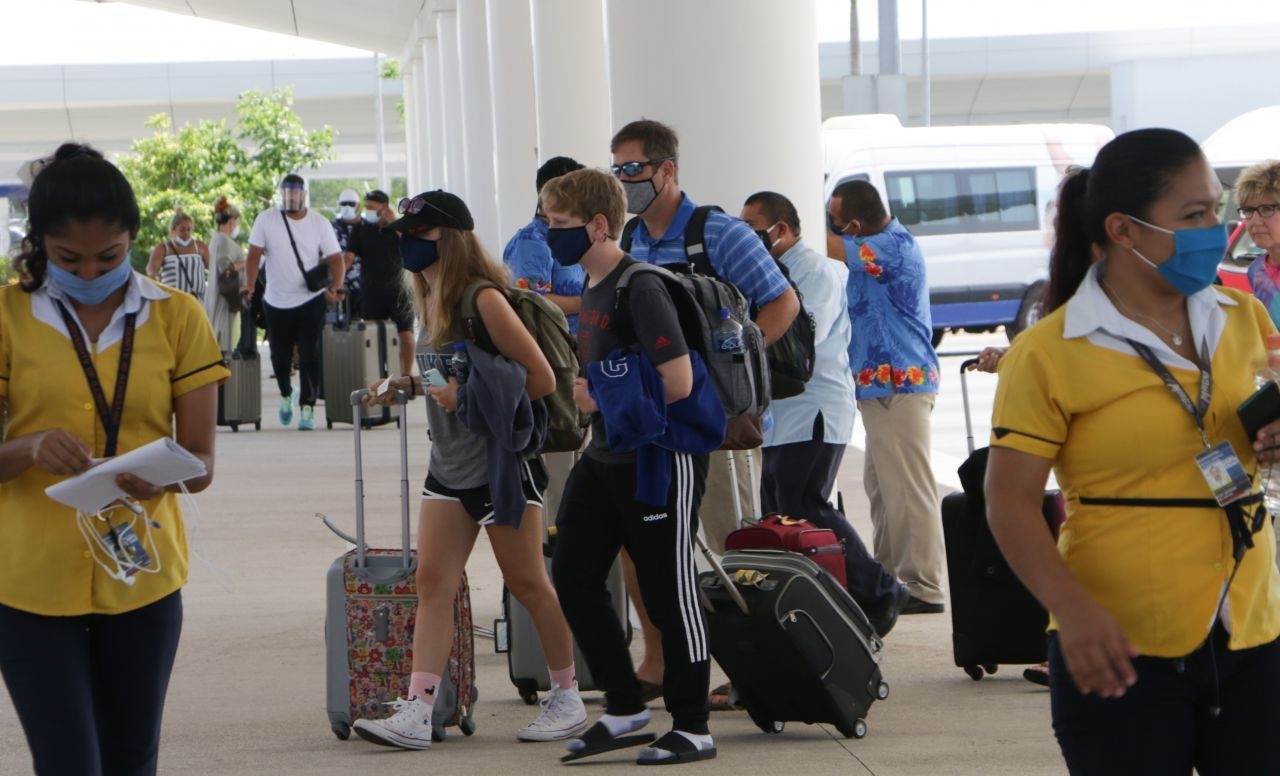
[[45, 437, 206, 512]]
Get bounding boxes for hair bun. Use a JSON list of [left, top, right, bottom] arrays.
[[214, 195, 229, 213], [52, 143, 102, 163]]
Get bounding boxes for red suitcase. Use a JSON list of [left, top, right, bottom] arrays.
[[725, 514, 848, 590]]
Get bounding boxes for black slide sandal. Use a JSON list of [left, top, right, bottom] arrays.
[[560, 722, 655, 764], [636, 731, 718, 765]]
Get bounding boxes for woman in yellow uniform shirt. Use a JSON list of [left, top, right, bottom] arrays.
[[0, 144, 229, 775], [987, 128, 1280, 774]]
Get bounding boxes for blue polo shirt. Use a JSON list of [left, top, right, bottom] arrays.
[[624, 193, 790, 309], [844, 219, 939, 399], [502, 217, 585, 334]]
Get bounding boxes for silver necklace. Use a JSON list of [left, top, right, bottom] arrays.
[[1103, 281, 1186, 346]]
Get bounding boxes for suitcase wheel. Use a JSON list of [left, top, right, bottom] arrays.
[[327, 419, 334, 430], [459, 716, 476, 736], [516, 678, 539, 706], [983, 664, 998, 675], [851, 719, 868, 739], [875, 681, 890, 701], [963, 665, 985, 681], [230, 423, 239, 432], [432, 725, 446, 743], [747, 707, 785, 735], [255, 420, 261, 431], [329, 720, 351, 740]]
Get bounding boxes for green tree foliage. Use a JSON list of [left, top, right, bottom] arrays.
[[118, 88, 334, 269]]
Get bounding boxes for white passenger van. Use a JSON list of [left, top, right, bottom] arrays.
[[823, 115, 1113, 344]]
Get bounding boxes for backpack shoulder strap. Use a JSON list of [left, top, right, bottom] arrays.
[[458, 279, 504, 352], [619, 216, 642, 253], [684, 205, 724, 277]]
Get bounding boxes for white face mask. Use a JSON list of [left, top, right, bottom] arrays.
[[362, 209, 380, 224], [230, 224, 241, 240], [338, 205, 357, 221], [173, 235, 193, 248]]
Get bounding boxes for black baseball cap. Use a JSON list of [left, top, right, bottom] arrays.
[[385, 189, 474, 232]]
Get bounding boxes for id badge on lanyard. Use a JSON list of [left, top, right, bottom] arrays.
[[1126, 338, 1251, 506]]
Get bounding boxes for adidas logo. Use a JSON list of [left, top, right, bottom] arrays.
[[641, 512, 668, 522]]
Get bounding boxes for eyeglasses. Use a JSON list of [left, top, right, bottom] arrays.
[[339, 201, 358, 207], [610, 157, 672, 178], [1238, 203, 1280, 220], [398, 195, 453, 221]]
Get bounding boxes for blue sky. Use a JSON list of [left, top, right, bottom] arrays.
[[2, 0, 1276, 65]]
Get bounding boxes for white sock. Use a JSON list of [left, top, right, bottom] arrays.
[[672, 730, 714, 750], [599, 709, 651, 737]]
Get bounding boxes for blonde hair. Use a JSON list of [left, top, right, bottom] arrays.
[[169, 206, 193, 231], [1235, 160, 1280, 209], [410, 227, 510, 349], [539, 168, 627, 238]]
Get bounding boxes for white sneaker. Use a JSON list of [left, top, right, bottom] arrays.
[[352, 696, 434, 750], [517, 682, 589, 742]]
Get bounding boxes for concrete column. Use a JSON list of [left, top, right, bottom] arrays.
[[457, 0, 500, 250], [530, 0, 611, 167], [421, 32, 445, 190], [435, 7, 467, 199], [604, 0, 826, 243], [486, 0, 539, 243], [401, 62, 421, 193]]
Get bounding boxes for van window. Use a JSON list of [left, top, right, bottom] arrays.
[[884, 167, 1038, 236]]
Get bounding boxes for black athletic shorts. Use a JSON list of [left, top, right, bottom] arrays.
[[422, 457, 550, 525]]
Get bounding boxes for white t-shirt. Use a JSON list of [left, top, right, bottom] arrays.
[[248, 208, 342, 310]]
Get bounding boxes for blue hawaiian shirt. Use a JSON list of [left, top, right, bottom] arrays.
[[502, 217, 585, 335], [1247, 253, 1280, 330], [844, 218, 940, 399]]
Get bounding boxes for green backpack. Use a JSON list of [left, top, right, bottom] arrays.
[[459, 280, 588, 454]]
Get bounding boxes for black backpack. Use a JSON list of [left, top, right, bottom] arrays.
[[620, 205, 815, 400]]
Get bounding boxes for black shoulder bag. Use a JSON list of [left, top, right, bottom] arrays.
[[281, 210, 331, 292]]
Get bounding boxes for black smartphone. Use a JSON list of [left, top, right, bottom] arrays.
[[1238, 380, 1280, 441]]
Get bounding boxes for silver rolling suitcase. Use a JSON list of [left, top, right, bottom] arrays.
[[322, 390, 477, 742], [217, 314, 261, 431], [496, 533, 629, 704], [322, 303, 399, 429]]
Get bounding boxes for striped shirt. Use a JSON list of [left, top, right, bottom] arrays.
[[625, 193, 790, 308]]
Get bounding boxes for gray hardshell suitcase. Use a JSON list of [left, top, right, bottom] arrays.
[[322, 312, 399, 429], [497, 539, 629, 704], [217, 314, 261, 431], [322, 390, 477, 742]]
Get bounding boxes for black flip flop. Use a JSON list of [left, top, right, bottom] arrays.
[[560, 722, 655, 764], [636, 731, 718, 765]]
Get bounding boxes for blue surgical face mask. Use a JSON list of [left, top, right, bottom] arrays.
[[398, 234, 439, 272], [47, 256, 134, 305], [1126, 215, 1227, 297], [546, 224, 593, 266]]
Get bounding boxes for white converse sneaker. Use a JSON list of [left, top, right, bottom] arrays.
[[517, 682, 589, 742], [352, 696, 434, 750]]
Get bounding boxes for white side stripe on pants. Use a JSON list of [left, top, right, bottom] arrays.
[[673, 452, 708, 663]]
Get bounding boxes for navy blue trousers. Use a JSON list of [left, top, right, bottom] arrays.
[[0, 591, 183, 776], [1048, 623, 1280, 775], [761, 413, 900, 613]]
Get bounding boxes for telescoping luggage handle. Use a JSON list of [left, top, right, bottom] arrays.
[[693, 532, 750, 616], [959, 358, 982, 456], [350, 388, 411, 569]]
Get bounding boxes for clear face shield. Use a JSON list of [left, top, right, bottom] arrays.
[[280, 183, 307, 214]]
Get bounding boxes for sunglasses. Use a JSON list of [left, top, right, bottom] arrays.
[[398, 195, 455, 220], [610, 157, 672, 178], [1238, 204, 1280, 220]]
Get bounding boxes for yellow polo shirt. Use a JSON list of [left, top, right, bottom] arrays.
[[992, 267, 1280, 657], [0, 275, 229, 616]]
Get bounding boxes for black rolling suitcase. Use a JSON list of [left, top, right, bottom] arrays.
[[943, 357, 1062, 680], [217, 313, 261, 432], [697, 535, 888, 739]]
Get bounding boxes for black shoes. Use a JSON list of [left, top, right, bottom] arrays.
[[867, 584, 913, 638], [900, 595, 946, 615]]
